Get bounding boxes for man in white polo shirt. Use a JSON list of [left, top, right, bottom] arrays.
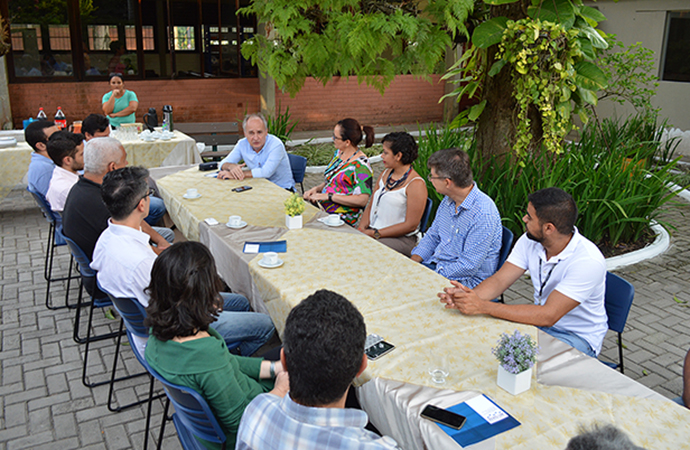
[[439, 187, 608, 357], [45, 130, 85, 212]]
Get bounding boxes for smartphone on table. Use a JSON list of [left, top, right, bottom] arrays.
[[421, 404, 467, 430], [232, 185, 253, 193]]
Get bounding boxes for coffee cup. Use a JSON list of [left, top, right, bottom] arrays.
[[228, 215, 242, 227], [326, 214, 341, 226], [186, 188, 199, 197], [262, 252, 279, 265]]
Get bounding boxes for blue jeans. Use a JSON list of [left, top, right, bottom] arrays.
[[539, 326, 597, 357], [146, 196, 166, 226], [210, 292, 275, 356], [152, 226, 175, 244]]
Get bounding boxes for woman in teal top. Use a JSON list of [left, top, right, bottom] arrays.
[[144, 242, 289, 449], [101, 73, 138, 128]]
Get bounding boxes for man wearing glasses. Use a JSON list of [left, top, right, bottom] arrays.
[[411, 148, 502, 288]]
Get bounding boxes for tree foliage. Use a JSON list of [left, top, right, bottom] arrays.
[[239, 0, 475, 95]]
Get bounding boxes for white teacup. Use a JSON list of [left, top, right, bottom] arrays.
[[186, 188, 199, 197], [326, 214, 341, 226], [228, 215, 242, 227], [262, 252, 279, 265]]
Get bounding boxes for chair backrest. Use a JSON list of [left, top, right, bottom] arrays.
[[100, 285, 149, 339], [62, 234, 96, 278], [604, 272, 634, 334], [27, 186, 57, 225], [497, 225, 514, 271], [287, 153, 307, 185], [147, 365, 227, 448], [419, 198, 433, 234]]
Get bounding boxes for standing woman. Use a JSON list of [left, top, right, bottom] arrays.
[[303, 118, 374, 226], [102, 73, 138, 129], [358, 132, 428, 257], [144, 241, 288, 449]]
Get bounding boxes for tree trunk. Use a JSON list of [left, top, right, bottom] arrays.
[[475, 1, 542, 162]]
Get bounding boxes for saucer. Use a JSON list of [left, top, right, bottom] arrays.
[[182, 193, 202, 199], [225, 221, 247, 229], [258, 258, 283, 269], [319, 217, 344, 227]]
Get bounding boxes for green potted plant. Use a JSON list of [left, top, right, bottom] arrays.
[[492, 330, 539, 395], [284, 192, 305, 229]]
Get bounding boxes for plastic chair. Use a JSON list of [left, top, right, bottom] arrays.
[[149, 365, 227, 450], [287, 153, 307, 194], [496, 225, 514, 303], [601, 272, 635, 374], [62, 235, 124, 387], [26, 187, 78, 310], [100, 287, 166, 450], [419, 198, 433, 234]]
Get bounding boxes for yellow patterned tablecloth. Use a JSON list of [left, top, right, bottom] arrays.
[[155, 167, 320, 241], [0, 141, 33, 200], [155, 168, 690, 449], [118, 130, 200, 168]]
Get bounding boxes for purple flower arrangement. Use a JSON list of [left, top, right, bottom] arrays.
[[491, 330, 539, 375]]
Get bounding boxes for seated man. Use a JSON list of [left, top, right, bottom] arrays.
[[92, 166, 275, 357], [45, 131, 85, 212], [25, 120, 61, 197], [62, 137, 173, 260], [237, 289, 401, 450], [82, 114, 111, 141], [440, 187, 608, 357], [411, 148, 502, 288], [218, 113, 295, 191]]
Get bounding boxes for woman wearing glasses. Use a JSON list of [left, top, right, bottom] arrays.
[[303, 118, 374, 226], [357, 132, 428, 257]]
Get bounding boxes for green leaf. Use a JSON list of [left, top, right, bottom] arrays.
[[472, 17, 509, 49], [673, 295, 689, 307], [577, 87, 598, 106], [575, 61, 608, 90], [528, 0, 576, 30], [468, 100, 487, 121], [576, 37, 596, 60], [488, 58, 508, 77], [105, 308, 116, 320], [580, 5, 607, 24], [575, 17, 609, 49], [483, 0, 520, 4]]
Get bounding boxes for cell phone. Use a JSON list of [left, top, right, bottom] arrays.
[[421, 404, 467, 430], [365, 340, 395, 360], [232, 185, 253, 193]]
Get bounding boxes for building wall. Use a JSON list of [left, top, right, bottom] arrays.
[[274, 75, 445, 131], [8, 78, 261, 129], [589, 0, 690, 130]]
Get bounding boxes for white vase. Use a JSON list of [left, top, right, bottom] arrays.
[[285, 214, 303, 229], [496, 365, 532, 395]]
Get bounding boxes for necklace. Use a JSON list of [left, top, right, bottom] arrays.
[[384, 166, 412, 191]]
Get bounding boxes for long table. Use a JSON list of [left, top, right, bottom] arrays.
[[0, 130, 200, 201], [153, 166, 690, 450]]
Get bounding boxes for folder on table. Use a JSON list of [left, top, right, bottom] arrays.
[[243, 240, 287, 254], [434, 394, 520, 447]]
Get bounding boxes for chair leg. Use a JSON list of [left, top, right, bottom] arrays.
[[73, 285, 120, 345], [43, 222, 55, 282], [618, 332, 625, 374], [156, 398, 171, 450]]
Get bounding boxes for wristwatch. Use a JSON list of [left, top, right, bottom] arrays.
[[328, 192, 334, 202], [269, 361, 276, 378], [373, 229, 381, 240]]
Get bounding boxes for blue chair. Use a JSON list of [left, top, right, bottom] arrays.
[[26, 187, 78, 310], [287, 153, 308, 194], [419, 198, 433, 234], [496, 225, 514, 303], [149, 366, 227, 450], [62, 235, 124, 387], [100, 287, 165, 450], [601, 272, 635, 374]]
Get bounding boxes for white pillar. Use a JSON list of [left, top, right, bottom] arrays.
[[0, 56, 12, 130]]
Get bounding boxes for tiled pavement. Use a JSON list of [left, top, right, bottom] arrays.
[[2, 171, 690, 449]]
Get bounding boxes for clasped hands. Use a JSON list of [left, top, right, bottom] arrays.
[[303, 187, 327, 203], [438, 280, 487, 316], [218, 163, 247, 180]]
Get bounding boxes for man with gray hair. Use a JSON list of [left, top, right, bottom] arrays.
[[566, 424, 646, 450], [217, 113, 295, 190], [411, 148, 502, 288], [62, 137, 173, 260]]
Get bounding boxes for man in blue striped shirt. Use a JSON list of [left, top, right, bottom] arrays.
[[411, 148, 502, 288]]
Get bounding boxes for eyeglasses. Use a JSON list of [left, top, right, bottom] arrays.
[[427, 175, 447, 181], [141, 187, 155, 201], [332, 135, 344, 142]]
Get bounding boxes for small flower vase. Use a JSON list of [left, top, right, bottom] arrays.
[[285, 214, 303, 229], [496, 365, 532, 395]]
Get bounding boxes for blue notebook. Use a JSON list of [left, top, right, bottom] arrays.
[[243, 240, 287, 253], [433, 394, 520, 447]]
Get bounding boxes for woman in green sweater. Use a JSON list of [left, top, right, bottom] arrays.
[[144, 242, 289, 449]]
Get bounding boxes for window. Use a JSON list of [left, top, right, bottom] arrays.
[[88, 25, 119, 51], [661, 11, 690, 82], [171, 26, 196, 51]]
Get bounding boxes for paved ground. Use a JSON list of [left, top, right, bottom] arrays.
[[1, 169, 689, 449]]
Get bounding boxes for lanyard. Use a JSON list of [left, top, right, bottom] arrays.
[[538, 258, 559, 303]]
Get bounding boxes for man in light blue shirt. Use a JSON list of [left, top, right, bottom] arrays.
[[26, 120, 61, 197], [411, 148, 502, 288], [218, 113, 295, 190]]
